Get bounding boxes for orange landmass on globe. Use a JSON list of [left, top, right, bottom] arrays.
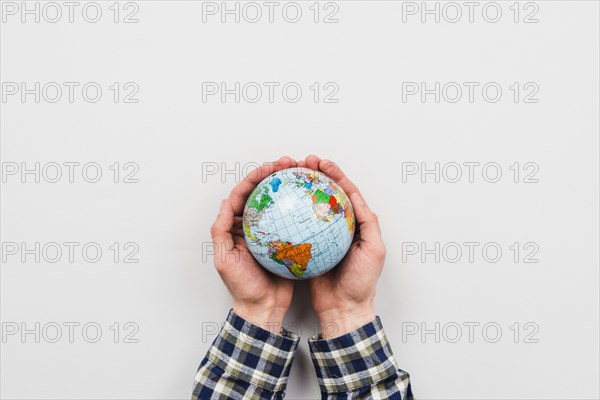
[[343, 202, 355, 233], [269, 241, 313, 278]]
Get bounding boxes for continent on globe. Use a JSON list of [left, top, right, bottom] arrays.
[[242, 167, 355, 280], [246, 185, 274, 213], [268, 240, 312, 279]]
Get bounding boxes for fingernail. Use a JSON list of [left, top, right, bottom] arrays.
[[321, 159, 337, 174], [219, 199, 226, 213]]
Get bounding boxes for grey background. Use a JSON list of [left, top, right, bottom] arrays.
[[1, 1, 599, 399]]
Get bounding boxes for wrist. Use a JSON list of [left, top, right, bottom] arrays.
[[316, 304, 376, 339], [233, 303, 288, 335]]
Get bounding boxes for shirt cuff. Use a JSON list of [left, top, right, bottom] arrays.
[[308, 316, 399, 394], [206, 309, 300, 393]]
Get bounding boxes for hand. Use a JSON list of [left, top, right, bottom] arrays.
[[210, 156, 298, 333], [300, 155, 386, 339]]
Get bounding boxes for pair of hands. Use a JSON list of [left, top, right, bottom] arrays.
[[210, 155, 386, 339]]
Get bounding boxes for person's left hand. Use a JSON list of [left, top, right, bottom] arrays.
[[210, 156, 297, 332], [298, 155, 386, 338]]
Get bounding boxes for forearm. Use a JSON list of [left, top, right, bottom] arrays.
[[316, 303, 376, 339], [231, 303, 288, 335]]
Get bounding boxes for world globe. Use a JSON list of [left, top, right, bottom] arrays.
[[243, 167, 355, 280]]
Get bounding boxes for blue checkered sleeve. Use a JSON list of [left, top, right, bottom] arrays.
[[308, 317, 413, 400], [192, 309, 300, 400]]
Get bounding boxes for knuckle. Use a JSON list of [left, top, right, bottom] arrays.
[[368, 241, 386, 258], [370, 212, 379, 222], [376, 243, 387, 258], [366, 243, 384, 257], [214, 260, 224, 271]]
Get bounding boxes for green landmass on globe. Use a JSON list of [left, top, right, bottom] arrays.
[[243, 167, 355, 280]]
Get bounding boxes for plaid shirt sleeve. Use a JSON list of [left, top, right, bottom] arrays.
[[192, 309, 300, 400], [308, 317, 413, 400]]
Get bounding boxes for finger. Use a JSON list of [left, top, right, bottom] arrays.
[[229, 156, 297, 215], [297, 160, 307, 168], [351, 225, 362, 244], [305, 154, 321, 170], [349, 192, 383, 246], [232, 216, 244, 237], [319, 159, 360, 199], [210, 198, 235, 259]]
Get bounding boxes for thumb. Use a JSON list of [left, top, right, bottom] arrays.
[[350, 192, 383, 246]]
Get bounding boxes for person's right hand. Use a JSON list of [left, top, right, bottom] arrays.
[[210, 156, 298, 332], [299, 155, 387, 339]]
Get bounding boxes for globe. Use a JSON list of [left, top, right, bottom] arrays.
[[243, 167, 355, 280]]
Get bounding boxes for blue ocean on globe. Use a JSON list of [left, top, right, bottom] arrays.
[[243, 167, 355, 280]]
